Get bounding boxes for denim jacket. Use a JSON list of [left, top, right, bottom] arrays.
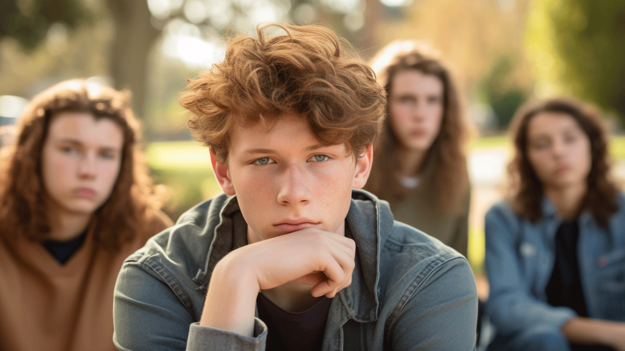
[[113, 190, 477, 351], [484, 195, 625, 349]]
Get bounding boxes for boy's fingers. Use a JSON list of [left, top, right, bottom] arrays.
[[311, 258, 344, 296], [294, 272, 326, 286]]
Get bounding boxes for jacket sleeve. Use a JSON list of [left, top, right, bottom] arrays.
[[484, 204, 576, 336], [113, 257, 268, 351], [389, 257, 478, 350]]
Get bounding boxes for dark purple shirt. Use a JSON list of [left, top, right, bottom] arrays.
[[257, 292, 332, 351]]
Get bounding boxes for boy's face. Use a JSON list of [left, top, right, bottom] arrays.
[[210, 115, 373, 244]]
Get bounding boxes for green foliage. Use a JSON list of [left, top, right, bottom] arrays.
[[526, 0, 625, 120], [479, 55, 528, 129], [0, 0, 91, 51], [146, 141, 221, 221]]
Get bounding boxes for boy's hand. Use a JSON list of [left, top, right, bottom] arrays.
[[245, 228, 356, 297], [199, 228, 356, 336]]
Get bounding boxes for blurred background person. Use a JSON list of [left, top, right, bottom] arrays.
[[365, 41, 473, 257], [485, 98, 625, 351], [0, 80, 173, 351]]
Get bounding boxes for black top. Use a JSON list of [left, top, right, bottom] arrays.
[[545, 220, 588, 317], [257, 292, 332, 351], [42, 230, 88, 265]]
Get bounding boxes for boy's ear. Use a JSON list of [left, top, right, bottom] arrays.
[[352, 144, 373, 189], [209, 147, 236, 196]]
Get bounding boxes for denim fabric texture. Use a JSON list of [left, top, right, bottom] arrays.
[[484, 194, 625, 351], [113, 190, 478, 350]]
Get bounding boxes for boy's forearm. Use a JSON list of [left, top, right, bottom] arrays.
[[199, 255, 260, 337], [561, 317, 623, 348]]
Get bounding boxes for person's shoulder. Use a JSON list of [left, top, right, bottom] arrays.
[[377, 220, 476, 317], [351, 189, 464, 262], [125, 193, 231, 272], [614, 192, 625, 213], [383, 220, 464, 263], [608, 191, 625, 230], [485, 199, 521, 227]]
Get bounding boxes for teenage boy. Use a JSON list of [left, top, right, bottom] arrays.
[[113, 23, 477, 350]]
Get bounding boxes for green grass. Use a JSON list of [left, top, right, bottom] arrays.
[[610, 136, 625, 159], [146, 140, 212, 171], [469, 134, 625, 159], [468, 135, 508, 150], [146, 141, 218, 221]]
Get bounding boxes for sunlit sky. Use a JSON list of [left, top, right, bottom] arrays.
[[148, 0, 411, 68]]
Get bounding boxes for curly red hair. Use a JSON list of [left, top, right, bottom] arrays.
[[179, 23, 386, 163], [0, 80, 166, 251]]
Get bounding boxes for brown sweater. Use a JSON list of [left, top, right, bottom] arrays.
[[390, 178, 471, 258], [0, 210, 173, 351]]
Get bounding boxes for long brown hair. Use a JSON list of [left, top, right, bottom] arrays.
[[507, 97, 619, 226], [0, 80, 166, 251], [365, 41, 471, 212]]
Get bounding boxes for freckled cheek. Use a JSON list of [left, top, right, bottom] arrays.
[[317, 168, 352, 202], [235, 172, 277, 202]]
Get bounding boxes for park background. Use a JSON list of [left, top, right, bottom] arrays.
[[2, 0, 625, 279]]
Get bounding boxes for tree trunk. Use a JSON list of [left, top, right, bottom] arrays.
[[105, 0, 159, 119]]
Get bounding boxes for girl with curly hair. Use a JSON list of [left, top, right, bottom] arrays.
[[0, 80, 172, 351], [485, 98, 625, 351]]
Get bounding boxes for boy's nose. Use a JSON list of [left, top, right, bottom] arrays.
[[276, 164, 311, 206]]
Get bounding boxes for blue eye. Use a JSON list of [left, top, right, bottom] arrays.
[[254, 157, 271, 165], [62, 146, 77, 154], [312, 155, 329, 162]]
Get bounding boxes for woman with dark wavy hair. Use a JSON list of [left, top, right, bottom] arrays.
[[485, 98, 625, 351], [365, 41, 472, 257], [0, 80, 173, 351]]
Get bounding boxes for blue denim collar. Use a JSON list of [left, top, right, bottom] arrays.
[[540, 195, 594, 226], [193, 190, 385, 323], [540, 195, 597, 244]]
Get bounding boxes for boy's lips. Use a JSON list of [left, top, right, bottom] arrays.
[[273, 219, 320, 233]]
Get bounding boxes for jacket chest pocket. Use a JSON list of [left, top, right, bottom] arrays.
[[595, 250, 625, 320], [518, 242, 542, 278]]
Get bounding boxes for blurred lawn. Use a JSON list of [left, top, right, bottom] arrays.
[[146, 141, 221, 221], [148, 135, 625, 272]]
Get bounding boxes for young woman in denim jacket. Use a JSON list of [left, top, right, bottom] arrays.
[[485, 98, 625, 351]]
